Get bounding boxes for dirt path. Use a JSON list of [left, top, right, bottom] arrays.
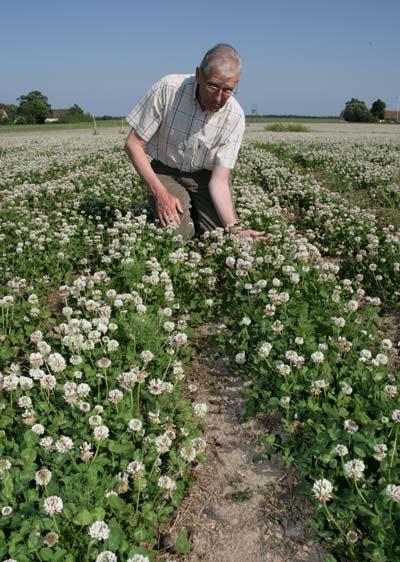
[[162, 324, 328, 562]]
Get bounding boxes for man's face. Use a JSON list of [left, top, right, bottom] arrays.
[[195, 67, 239, 113]]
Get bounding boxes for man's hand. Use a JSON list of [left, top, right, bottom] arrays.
[[154, 191, 183, 227], [230, 226, 267, 240]]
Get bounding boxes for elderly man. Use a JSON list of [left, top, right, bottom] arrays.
[[124, 44, 263, 239]]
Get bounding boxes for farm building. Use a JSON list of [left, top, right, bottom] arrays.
[[384, 109, 399, 121], [45, 109, 70, 123]]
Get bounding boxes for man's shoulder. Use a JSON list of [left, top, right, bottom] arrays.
[[154, 74, 195, 90]]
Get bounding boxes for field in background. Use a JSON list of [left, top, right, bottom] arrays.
[[0, 124, 399, 561], [0, 119, 124, 133]]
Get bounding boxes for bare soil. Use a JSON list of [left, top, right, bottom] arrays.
[[160, 323, 328, 562]]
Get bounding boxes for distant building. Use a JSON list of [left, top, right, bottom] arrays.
[[45, 109, 70, 123], [384, 109, 399, 121]]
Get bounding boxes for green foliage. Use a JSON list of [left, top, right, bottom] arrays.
[[66, 103, 84, 115], [264, 123, 310, 132], [58, 113, 92, 123], [343, 98, 375, 123], [370, 99, 386, 120], [17, 91, 52, 124]]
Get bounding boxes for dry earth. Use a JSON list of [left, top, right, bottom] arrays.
[[159, 323, 328, 562]]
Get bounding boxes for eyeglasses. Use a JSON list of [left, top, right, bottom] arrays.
[[204, 81, 238, 97]]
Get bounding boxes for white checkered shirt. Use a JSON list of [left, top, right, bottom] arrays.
[[126, 74, 245, 172]]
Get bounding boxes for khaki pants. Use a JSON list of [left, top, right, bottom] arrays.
[[149, 160, 225, 239]]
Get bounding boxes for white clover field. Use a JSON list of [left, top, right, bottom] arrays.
[[0, 126, 399, 562]]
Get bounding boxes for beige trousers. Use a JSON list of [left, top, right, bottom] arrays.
[[149, 160, 225, 240]]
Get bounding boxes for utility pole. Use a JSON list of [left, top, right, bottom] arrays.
[[396, 96, 399, 122]]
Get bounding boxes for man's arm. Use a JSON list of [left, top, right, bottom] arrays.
[[124, 129, 182, 226], [208, 166, 266, 238]]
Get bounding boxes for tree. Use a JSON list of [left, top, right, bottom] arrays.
[[343, 98, 375, 123], [66, 104, 84, 115], [370, 99, 386, 120], [17, 90, 52, 124]]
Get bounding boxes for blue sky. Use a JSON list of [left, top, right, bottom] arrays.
[[2, 0, 399, 116]]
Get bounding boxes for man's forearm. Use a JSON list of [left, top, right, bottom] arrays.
[[124, 132, 166, 197], [208, 179, 238, 226]]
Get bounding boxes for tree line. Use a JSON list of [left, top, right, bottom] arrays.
[[343, 98, 387, 122], [0, 91, 87, 125]]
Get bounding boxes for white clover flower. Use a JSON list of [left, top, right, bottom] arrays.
[[311, 351, 324, 364], [295, 337, 304, 345], [235, 352, 246, 364], [179, 443, 197, 462], [344, 459, 365, 480], [128, 418, 143, 432], [47, 353, 67, 373], [240, 316, 251, 326], [88, 520, 110, 541], [386, 484, 400, 503], [258, 342, 272, 359], [93, 425, 110, 441], [37, 341, 51, 356], [341, 383, 353, 395], [372, 353, 388, 366], [385, 385, 397, 397], [29, 352, 44, 367], [89, 415, 103, 427], [55, 436, 74, 453], [108, 389, 124, 403], [331, 317, 346, 328], [312, 479, 333, 502], [381, 338, 393, 351], [346, 530, 360, 543], [96, 552, 118, 562], [344, 419, 359, 434], [140, 350, 154, 364], [40, 374, 56, 391], [392, 410, 400, 423], [373, 443, 387, 461], [39, 436, 54, 453], [80, 441, 94, 462], [77, 383, 90, 397], [158, 475, 176, 493], [35, 469, 52, 485], [155, 433, 172, 454], [126, 460, 145, 479], [193, 403, 208, 417], [275, 361, 291, 376], [97, 357, 111, 369], [127, 555, 150, 562], [70, 355, 83, 365], [359, 349, 372, 363], [31, 423, 45, 435], [345, 300, 359, 312], [1, 506, 13, 516], [44, 532, 59, 547], [43, 496, 63, 515]]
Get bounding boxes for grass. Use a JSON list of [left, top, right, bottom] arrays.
[[0, 119, 125, 134], [264, 123, 311, 132], [246, 116, 341, 124]]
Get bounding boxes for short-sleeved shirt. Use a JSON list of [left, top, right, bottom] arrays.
[[126, 74, 245, 172]]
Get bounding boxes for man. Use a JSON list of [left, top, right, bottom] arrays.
[[124, 44, 264, 240]]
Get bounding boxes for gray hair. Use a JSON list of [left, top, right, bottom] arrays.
[[199, 44, 242, 78]]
